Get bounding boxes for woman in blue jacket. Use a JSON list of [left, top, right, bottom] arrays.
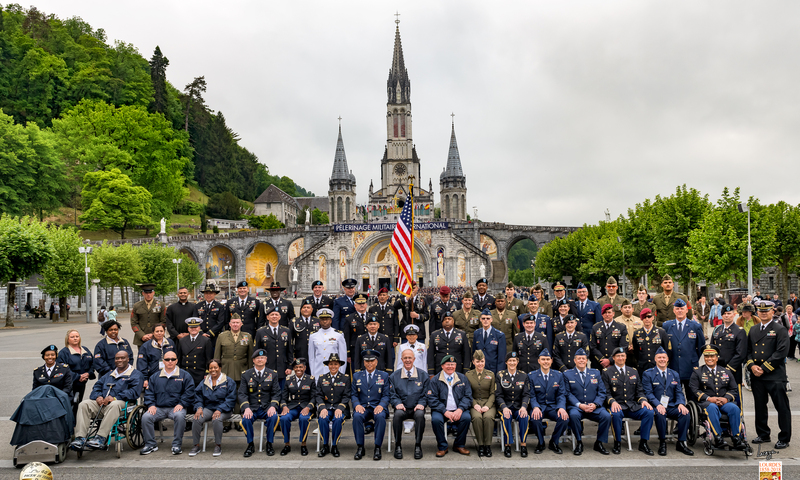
[[136, 323, 176, 389], [189, 359, 237, 457], [93, 320, 134, 376], [57, 329, 95, 417]]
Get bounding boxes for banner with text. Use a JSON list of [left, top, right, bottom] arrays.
[[333, 222, 449, 232]]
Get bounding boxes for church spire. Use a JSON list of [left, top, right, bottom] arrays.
[[441, 116, 464, 179], [387, 15, 411, 104], [330, 119, 355, 184]]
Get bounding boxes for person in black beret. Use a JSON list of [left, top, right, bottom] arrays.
[[226, 280, 262, 337], [305, 280, 334, 317], [33, 345, 73, 396]]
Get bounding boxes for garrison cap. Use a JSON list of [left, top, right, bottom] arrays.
[[481, 308, 492, 316], [606, 276, 618, 286], [574, 348, 588, 357], [577, 282, 587, 290], [655, 346, 668, 355], [462, 291, 473, 299], [539, 348, 551, 358], [673, 298, 687, 308]]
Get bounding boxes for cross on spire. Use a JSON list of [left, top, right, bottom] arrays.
[[395, 11, 401, 25], [451, 112, 455, 125], [338, 116, 342, 125]]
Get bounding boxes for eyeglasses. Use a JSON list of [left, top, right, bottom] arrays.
[[644, 315, 654, 318], [164, 358, 178, 362]]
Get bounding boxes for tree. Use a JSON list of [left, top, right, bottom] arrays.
[[39, 226, 85, 320], [767, 201, 800, 300], [178, 252, 204, 292], [89, 241, 141, 309], [80, 168, 153, 239], [688, 188, 775, 289], [183, 75, 206, 131], [508, 269, 534, 287], [0, 215, 53, 326], [247, 214, 285, 230], [618, 199, 658, 285], [200, 211, 207, 233], [312, 208, 329, 225], [206, 191, 241, 220], [149, 46, 169, 114], [137, 243, 179, 296]]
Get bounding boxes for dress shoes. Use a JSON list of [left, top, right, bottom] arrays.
[[354, 445, 365, 460], [454, 446, 470, 456], [373, 446, 382, 460], [574, 441, 584, 456], [639, 440, 653, 456], [478, 445, 485, 457], [331, 445, 340, 457], [300, 445, 309, 456], [548, 441, 562, 454], [520, 445, 528, 458], [594, 440, 609, 455], [280, 444, 291, 456], [713, 435, 728, 449], [751, 436, 771, 444], [676, 441, 694, 456], [414, 444, 423, 459], [612, 440, 621, 454], [436, 448, 448, 457], [264, 442, 274, 456], [318, 444, 329, 457], [504, 445, 512, 457], [243, 442, 255, 457], [658, 440, 667, 456], [534, 443, 545, 454], [485, 445, 493, 457], [364, 423, 374, 434], [394, 445, 403, 459]]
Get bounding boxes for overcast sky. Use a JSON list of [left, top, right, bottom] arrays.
[[29, 1, 800, 226]]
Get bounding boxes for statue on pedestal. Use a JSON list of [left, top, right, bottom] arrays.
[[479, 263, 486, 278], [160, 218, 166, 234]]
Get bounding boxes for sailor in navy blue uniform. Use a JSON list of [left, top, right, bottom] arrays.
[[563, 348, 611, 455], [641, 346, 694, 456], [351, 349, 390, 460], [528, 349, 568, 454]]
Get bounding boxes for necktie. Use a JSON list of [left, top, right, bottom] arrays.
[[368, 373, 373, 385], [371, 336, 375, 343], [567, 334, 572, 341], [762, 324, 766, 332], [407, 370, 412, 378], [272, 327, 277, 336], [544, 374, 549, 384], [527, 335, 532, 342], [580, 371, 586, 384], [678, 322, 683, 333], [47, 367, 52, 377], [581, 302, 585, 310], [446, 331, 450, 341], [240, 299, 244, 308], [661, 371, 667, 384]]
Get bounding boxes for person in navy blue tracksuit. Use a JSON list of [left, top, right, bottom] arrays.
[[641, 346, 694, 456], [427, 355, 473, 457], [472, 309, 507, 375], [351, 349, 390, 461], [529, 349, 569, 454], [563, 348, 611, 456], [189, 359, 237, 456]]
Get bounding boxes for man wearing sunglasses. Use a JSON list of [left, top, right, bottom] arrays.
[[141, 352, 196, 455]]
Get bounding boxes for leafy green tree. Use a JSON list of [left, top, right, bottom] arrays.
[[200, 211, 207, 233], [508, 239, 538, 271], [149, 46, 169, 114], [39, 226, 85, 320], [0, 215, 53, 326], [535, 232, 584, 286], [80, 168, 153, 239], [182, 75, 206, 131], [206, 191, 241, 220], [508, 269, 534, 287], [178, 252, 204, 291], [137, 243, 179, 296], [312, 208, 329, 225], [89, 241, 142, 308], [618, 199, 657, 285], [767, 201, 800, 300], [247, 214, 285, 230], [688, 188, 775, 289], [109, 41, 154, 107]]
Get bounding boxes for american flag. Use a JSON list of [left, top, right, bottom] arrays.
[[390, 193, 414, 296]]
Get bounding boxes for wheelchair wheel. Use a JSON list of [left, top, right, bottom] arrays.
[[687, 402, 700, 447], [116, 439, 122, 458], [744, 444, 753, 457], [126, 405, 146, 449], [56, 442, 68, 463], [703, 441, 713, 456]]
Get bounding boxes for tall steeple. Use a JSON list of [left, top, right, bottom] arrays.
[[441, 117, 464, 178], [387, 16, 410, 105], [329, 118, 356, 223], [439, 115, 467, 221]]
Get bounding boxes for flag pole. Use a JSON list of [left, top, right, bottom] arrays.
[[409, 176, 415, 289]]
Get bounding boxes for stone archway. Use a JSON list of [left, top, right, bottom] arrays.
[[204, 244, 236, 294], [244, 241, 280, 295], [352, 233, 432, 292]]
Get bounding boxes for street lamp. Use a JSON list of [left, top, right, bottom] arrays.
[[172, 258, 182, 293], [737, 203, 753, 296], [223, 265, 232, 299], [78, 246, 93, 323], [617, 236, 626, 298], [530, 258, 537, 285]]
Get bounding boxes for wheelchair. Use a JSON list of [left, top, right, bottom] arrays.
[[686, 400, 752, 458], [73, 401, 146, 458]]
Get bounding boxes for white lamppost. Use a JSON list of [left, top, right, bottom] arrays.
[[78, 246, 93, 323], [172, 258, 182, 293], [737, 203, 753, 296]]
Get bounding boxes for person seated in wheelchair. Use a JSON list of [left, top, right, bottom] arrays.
[[688, 345, 744, 450], [601, 347, 655, 456], [70, 351, 143, 450], [641, 346, 694, 456], [315, 353, 351, 458]]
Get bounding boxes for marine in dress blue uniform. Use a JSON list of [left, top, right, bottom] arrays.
[[563, 348, 611, 455], [351, 350, 390, 460], [689, 345, 744, 449], [316, 353, 351, 457], [238, 349, 282, 457], [641, 346, 694, 456], [496, 352, 530, 457], [601, 347, 655, 455], [663, 299, 705, 389], [279, 358, 316, 456], [528, 349, 569, 454]]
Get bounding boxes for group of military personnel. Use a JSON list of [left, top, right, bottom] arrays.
[[31, 274, 792, 460]]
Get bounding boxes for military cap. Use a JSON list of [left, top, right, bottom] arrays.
[[342, 278, 358, 288], [662, 274, 673, 282], [505, 351, 518, 362], [410, 280, 417, 287], [553, 281, 566, 291], [702, 345, 720, 356], [564, 314, 578, 323], [532, 284, 543, 291], [267, 282, 286, 291], [611, 346, 626, 357], [601, 303, 614, 313], [481, 308, 492, 316], [301, 298, 314, 306], [404, 324, 420, 334], [323, 353, 343, 365], [506, 282, 515, 289], [639, 308, 653, 318], [637, 284, 648, 292], [317, 308, 334, 319], [291, 358, 306, 367], [102, 319, 122, 331], [522, 314, 536, 323], [606, 276, 617, 286], [354, 293, 368, 304], [184, 317, 203, 327], [655, 346, 668, 356], [440, 354, 456, 366], [720, 304, 734, 314], [236, 281, 249, 288], [311, 280, 324, 288], [574, 348, 588, 357], [366, 314, 379, 324], [462, 290, 473, 299], [41, 344, 58, 358], [472, 349, 485, 361], [265, 305, 280, 316], [539, 348, 551, 358], [494, 295, 506, 302], [741, 303, 755, 313], [252, 349, 267, 359], [476, 278, 489, 286], [673, 298, 687, 308], [577, 282, 587, 290], [378, 287, 389, 294], [361, 349, 379, 361], [443, 310, 453, 319], [528, 295, 538, 302], [140, 283, 156, 292], [756, 300, 775, 312], [200, 283, 220, 293], [230, 313, 242, 321], [620, 298, 631, 306], [439, 286, 451, 295]]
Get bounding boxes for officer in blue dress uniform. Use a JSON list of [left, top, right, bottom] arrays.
[[33, 345, 73, 395], [563, 348, 611, 455], [601, 347, 655, 455], [351, 349, 390, 461], [663, 298, 705, 390], [472, 309, 507, 374], [239, 349, 281, 457], [496, 351, 530, 457], [574, 283, 601, 334], [641, 346, 694, 456], [528, 349, 568, 454], [689, 345, 743, 449], [316, 353, 351, 457], [332, 279, 358, 333], [279, 358, 316, 456]]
